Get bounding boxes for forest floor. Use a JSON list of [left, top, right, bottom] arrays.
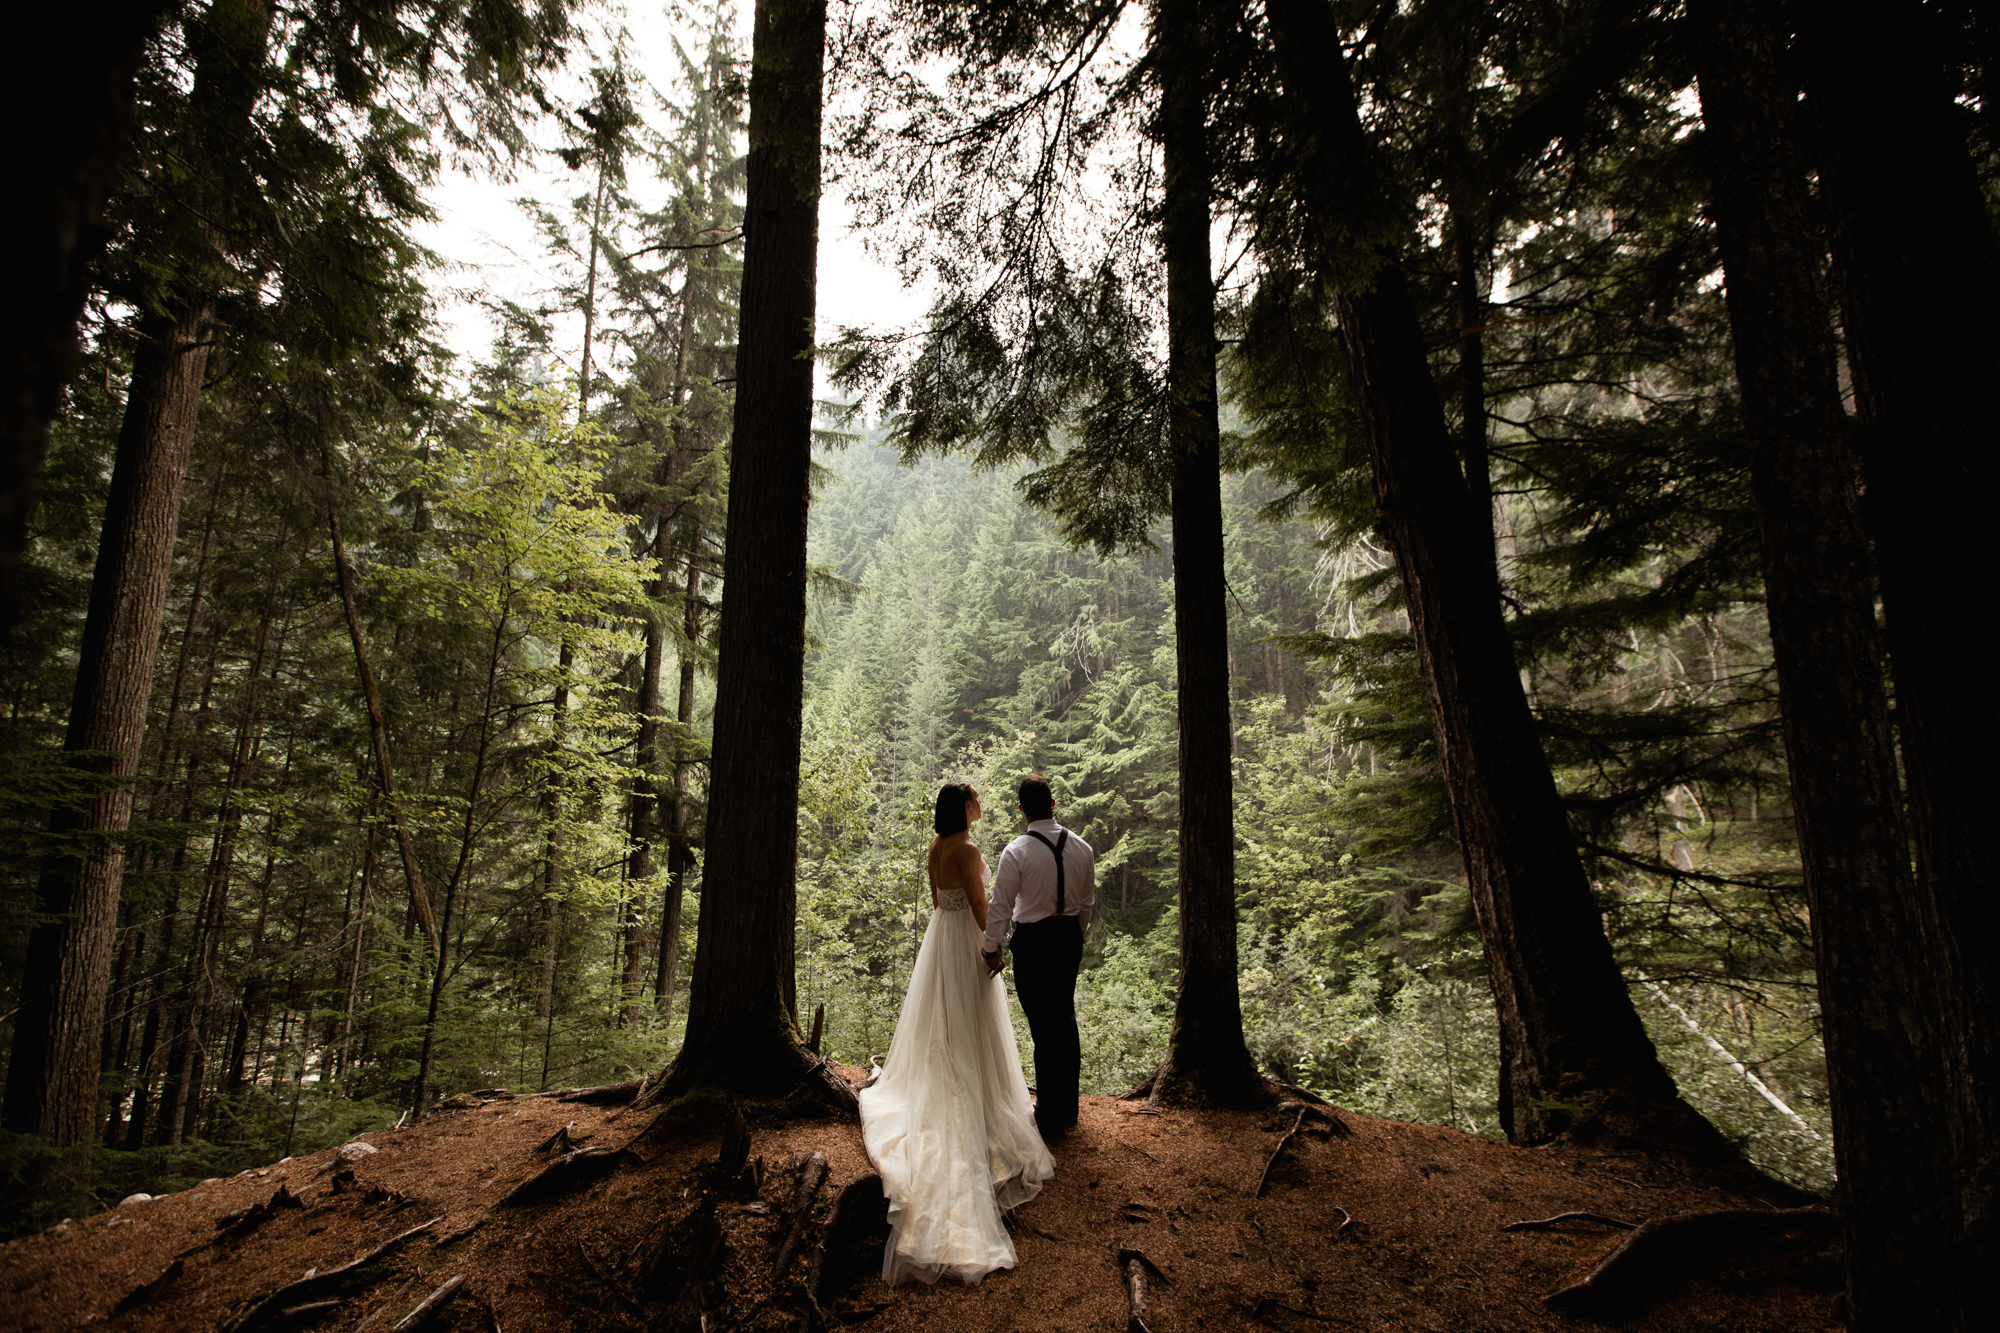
[[1, 1067, 1843, 1333]]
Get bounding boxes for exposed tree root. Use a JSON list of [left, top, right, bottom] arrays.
[[1504, 1210, 1637, 1233], [495, 1145, 637, 1207], [1541, 1205, 1837, 1311], [110, 1258, 184, 1317], [221, 1214, 443, 1332], [1256, 1103, 1351, 1197]]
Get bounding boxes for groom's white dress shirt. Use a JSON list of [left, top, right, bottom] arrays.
[[983, 817, 1095, 953]]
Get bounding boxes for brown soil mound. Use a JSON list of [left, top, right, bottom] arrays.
[[1, 1070, 1842, 1332]]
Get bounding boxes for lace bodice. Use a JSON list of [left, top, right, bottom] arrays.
[[935, 887, 970, 912]]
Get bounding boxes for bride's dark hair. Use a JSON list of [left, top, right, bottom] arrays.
[[932, 782, 978, 836]]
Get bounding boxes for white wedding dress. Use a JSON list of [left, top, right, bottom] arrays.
[[859, 877, 1054, 1285]]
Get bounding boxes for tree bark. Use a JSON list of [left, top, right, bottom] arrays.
[[1692, 3, 1958, 1324], [329, 503, 437, 953], [1154, 0, 1259, 1103], [655, 0, 824, 1099], [1265, 0, 1722, 1152], [411, 612, 509, 1115], [2, 305, 210, 1143], [0, 0, 164, 633], [1800, 4, 2000, 1307], [4, 0, 274, 1143]]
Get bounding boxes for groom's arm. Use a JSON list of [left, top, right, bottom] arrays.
[[983, 842, 1019, 955], [1075, 843, 1096, 933]]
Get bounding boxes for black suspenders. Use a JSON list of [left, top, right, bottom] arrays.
[[1024, 830, 1070, 916]]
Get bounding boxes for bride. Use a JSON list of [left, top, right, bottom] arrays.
[[859, 782, 1054, 1285]]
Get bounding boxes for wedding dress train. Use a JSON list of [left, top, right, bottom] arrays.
[[859, 881, 1054, 1285]]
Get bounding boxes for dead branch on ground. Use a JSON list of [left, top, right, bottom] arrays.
[[223, 1215, 443, 1331], [1117, 1246, 1165, 1333], [388, 1274, 463, 1332]]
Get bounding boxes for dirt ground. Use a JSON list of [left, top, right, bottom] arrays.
[[0, 1070, 1844, 1332]]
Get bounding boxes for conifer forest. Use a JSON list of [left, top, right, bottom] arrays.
[[3, 1, 1995, 1326]]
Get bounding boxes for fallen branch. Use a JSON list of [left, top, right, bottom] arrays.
[[772, 1152, 831, 1284], [1543, 1206, 1837, 1310], [554, 1080, 643, 1106], [225, 1215, 443, 1331], [1119, 1141, 1158, 1162], [279, 1299, 342, 1318], [352, 1275, 420, 1333], [388, 1274, 464, 1332], [1117, 1247, 1164, 1333], [1505, 1210, 1637, 1233]]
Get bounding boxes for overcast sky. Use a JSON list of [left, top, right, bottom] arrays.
[[412, 0, 931, 393]]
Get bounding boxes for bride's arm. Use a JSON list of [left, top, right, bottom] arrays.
[[966, 847, 989, 932]]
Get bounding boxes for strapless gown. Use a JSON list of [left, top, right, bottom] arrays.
[[858, 880, 1054, 1284]]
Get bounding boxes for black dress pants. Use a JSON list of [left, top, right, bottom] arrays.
[[1010, 914, 1083, 1130]]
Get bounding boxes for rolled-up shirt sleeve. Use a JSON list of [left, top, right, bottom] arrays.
[[984, 844, 1020, 953]]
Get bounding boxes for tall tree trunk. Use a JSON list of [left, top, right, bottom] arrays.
[[328, 502, 437, 952], [1153, 0, 1258, 1103], [654, 0, 824, 1100], [411, 613, 509, 1116], [164, 581, 286, 1142], [1800, 4, 2000, 1304], [100, 909, 143, 1144], [1265, 0, 1724, 1154], [3, 0, 273, 1143], [335, 793, 378, 1079], [657, 522, 705, 1018], [1694, 4, 1954, 1324], [129, 608, 224, 1146], [0, 0, 163, 632], [2, 304, 210, 1143]]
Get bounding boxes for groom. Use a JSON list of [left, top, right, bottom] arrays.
[[983, 774, 1094, 1142]]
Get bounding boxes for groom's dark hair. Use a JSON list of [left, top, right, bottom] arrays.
[[1017, 774, 1054, 820]]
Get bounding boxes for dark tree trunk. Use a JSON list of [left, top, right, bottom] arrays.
[[100, 910, 142, 1144], [1801, 5, 2000, 1304], [0, 0, 164, 633], [4, 0, 273, 1144], [657, 529, 705, 1019], [1693, 3, 1958, 1324], [329, 503, 437, 952], [164, 582, 286, 1142], [3, 305, 210, 1143], [1153, 0, 1259, 1103], [655, 0, 824, 1099], [411, 613, 509, 1116], [1265, 0, 1721, 1152]]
